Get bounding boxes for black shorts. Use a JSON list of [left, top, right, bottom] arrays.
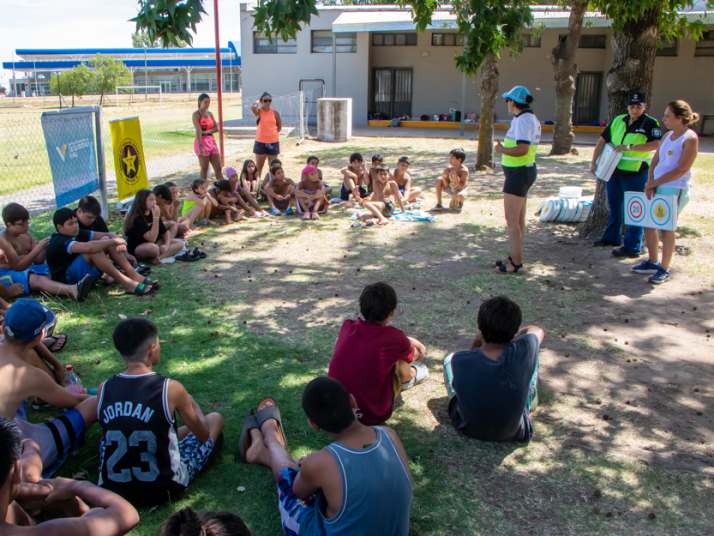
[[340, 184, 368, 201], [502, 165, 537, 198], [253, 141, 280, 156]]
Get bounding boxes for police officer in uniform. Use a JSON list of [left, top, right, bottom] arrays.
[[590, 91, 662, 257]]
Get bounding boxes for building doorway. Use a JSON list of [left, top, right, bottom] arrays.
[[574, 71, 602, 125], [371, 68, 413, 119], [299, 79, 326, 134]]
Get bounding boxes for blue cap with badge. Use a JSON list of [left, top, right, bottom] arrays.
[[501, 85, 533, 105], [628, 91, 646, 105], [3, 299, 56, 342]]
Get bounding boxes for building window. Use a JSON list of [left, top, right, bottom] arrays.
[[579, 34, 607, 49], [522, 33, 542, 48], [372, 33, 417, 46], [431, 32, 464, 46], [311, 30, 357, 53], [695, 30, 714, 57], [656, 38, 678, 57], [253, 32, 297, 54]]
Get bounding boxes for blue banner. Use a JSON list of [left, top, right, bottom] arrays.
[[41, 109, 99, 207]]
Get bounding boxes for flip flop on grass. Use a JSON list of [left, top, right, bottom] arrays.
[[42, 333, 68, 352], [238, 411, 259, 463], [76, 274, 96, 302], [255, 398, 287, 447]]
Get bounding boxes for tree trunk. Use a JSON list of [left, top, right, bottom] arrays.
[[580, 7, 660, 238], [476, 54, 499, 170], [550, 0, 587, 155]]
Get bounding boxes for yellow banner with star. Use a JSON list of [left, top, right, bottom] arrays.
[[109, 116, 149, 200]]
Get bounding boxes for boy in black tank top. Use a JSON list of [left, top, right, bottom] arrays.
[[94, 318, 224, 507]]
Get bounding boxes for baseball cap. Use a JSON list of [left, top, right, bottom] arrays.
[[224, 166, 237, 178], [502, 85, 532, 105], [628, 91, 646, 105], [4, 299, 56, 342]]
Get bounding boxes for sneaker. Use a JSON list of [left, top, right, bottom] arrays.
[[612, 247, 641, 258], [284, 207, 295, 216], [649, 268, 671, 285], [401, 361, 429, 391], [631, 260, 661, 274], [269, 207, 281, 216]]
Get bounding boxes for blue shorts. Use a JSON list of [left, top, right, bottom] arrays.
[[65, 256, 101, 285], [0, 263, 50, 295], [15, 406, 86, 478], [178, 433, 216, 482], [254, 141, 280, 156], [277, 467, 319, 535]]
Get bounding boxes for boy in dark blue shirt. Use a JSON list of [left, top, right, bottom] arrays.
[[444, 296, 544, 442]]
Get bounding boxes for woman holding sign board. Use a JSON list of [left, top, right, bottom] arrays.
[[631, 100, 699, 285], [590, 92, 662, 258]]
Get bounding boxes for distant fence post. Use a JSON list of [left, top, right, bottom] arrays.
[[93, 106, 109, 219]]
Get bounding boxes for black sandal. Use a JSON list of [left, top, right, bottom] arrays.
[[42, 333, 68, 352], [238, 411, 259, 463], [255, 398, 287, 447], [497, 258, 523, 274]]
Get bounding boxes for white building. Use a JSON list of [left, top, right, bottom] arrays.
[[239, 2, 714, 130]]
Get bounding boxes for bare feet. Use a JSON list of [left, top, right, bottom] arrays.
[[377, 218, 389, 226], [245, 428, 269, 466], [311, 212, 319, 220], [302, 212, 311, 221]]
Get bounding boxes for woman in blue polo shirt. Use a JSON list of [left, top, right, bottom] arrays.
[[495, 85, 541, 274]]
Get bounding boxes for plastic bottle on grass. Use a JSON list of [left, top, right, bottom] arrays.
[[65, 364, 86, 395]]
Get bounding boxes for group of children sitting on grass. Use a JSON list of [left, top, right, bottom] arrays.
[[164, 147, 470, 228], [0, 275, 543, 535]]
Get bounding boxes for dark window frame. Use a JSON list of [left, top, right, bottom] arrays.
[[311, 30, 357, 53], [371, 32, 417, 47], [695, 30, 714, 57], [253, 31, 297, 54], [579, 34, 607, 49], [431, 32, 464, 46]]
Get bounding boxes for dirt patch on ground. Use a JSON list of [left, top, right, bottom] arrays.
[[184, 135, 714, 480]]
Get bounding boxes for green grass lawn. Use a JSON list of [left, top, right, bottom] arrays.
[[0, 97, 243, 196], [25, 171, 714, 536]]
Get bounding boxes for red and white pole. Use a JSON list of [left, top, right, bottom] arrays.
[[213, 0, 225, 165]]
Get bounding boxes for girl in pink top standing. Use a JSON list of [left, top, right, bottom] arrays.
[[250, 92, 282, 181], [192, 93, 223, 181]]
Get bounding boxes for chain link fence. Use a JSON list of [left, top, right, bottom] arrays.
[[0, 108, 58, 215]]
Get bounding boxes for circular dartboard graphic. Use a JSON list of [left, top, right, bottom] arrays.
[[627, 197, 646, 224], [650, 197, 673, 227]]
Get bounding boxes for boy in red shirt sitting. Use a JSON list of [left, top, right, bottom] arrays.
[[328, 282, 428, 425]]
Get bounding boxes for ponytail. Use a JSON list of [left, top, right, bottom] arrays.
[[667, 99, 699, 125]]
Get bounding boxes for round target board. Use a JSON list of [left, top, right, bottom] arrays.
[[650, 197, 673, 227], [626, 196, 646, 224]]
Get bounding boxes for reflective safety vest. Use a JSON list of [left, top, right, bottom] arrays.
[[502, 138, 538, 167], [609, 114, 657, 172], [502, 110, 540, 167]]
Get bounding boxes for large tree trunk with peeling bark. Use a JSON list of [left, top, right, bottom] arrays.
[[550, 0, 587, 155], [580, 8, 660, 238], [476, 54, 499, 170]]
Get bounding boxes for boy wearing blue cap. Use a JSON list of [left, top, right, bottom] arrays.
[[0, 299, 96, 482]]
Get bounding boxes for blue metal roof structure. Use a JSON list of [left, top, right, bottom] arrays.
[[2, 43, 240, 71]]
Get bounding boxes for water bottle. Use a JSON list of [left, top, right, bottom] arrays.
[[65, 364, 86, 395]]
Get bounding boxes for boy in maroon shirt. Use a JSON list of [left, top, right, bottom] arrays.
[[328, 282, 428, 425]]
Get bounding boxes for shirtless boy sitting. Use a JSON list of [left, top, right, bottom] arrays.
[[242, 377, 413, 535], [340, 153, 369, 206], [0, 203, 93, 301], [367, 154, 383, 194], [360, 165, 405, 226], [264, 164, 296, 217], [433, 148, 469, 212], [0, 299, 97, 481], [392, 156, 422, 204]]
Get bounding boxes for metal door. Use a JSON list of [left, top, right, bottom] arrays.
[[372, 68, 413, 118], [574, 72, 602, 125]]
